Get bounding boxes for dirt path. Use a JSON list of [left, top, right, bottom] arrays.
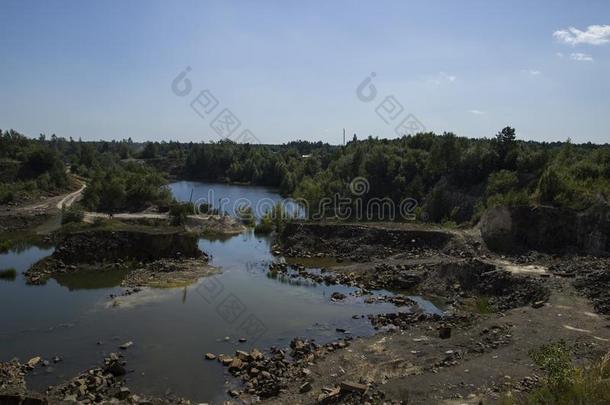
[[9, 177, 86, 214], [55, 182, 86, 209], [0, 176, 87, 233]]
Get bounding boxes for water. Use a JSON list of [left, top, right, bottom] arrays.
[[169, 180, 305, 218], [0, 181, 440, 402]]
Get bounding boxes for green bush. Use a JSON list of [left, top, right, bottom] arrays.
[[254, 214, 274, 234], [486, 170, 519, 196], [0, 188, 15, 204], [503, 346, 610, 405], [255, 203, 289, 234], [61, 206, 84, 224], [236, 204, 255, 226], [169, 201, 194, 226]]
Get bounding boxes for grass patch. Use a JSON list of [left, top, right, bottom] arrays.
[[464, 296, 496, 314], [0, 268, 17, 280], [502, 342, 610, 405], [61, 205, 84, 224], [475, 296, 495, 314], [58, 218, 185, 236]]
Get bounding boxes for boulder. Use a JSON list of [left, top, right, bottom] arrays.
[[340, 381, 368, 394]]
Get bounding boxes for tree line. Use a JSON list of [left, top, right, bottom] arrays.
[[2, 127, 609, 225]]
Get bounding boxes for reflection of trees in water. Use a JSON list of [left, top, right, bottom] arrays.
[[266, 271, 318, 288], [54, 268, 128, 291], [0, 234, 55, 254]]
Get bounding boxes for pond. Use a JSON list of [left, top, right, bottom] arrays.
[[0, 181, 440, 403]]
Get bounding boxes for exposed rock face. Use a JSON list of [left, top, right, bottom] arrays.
[[280, 222, 452, 262], [52, 229, 203, 263], [26, 228, 207, 285], [480, 204, 610, 255]]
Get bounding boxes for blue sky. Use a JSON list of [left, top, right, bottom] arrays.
[[1, 0, 609, 144]]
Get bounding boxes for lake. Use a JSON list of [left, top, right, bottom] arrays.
[[0, 181, 439, 402]]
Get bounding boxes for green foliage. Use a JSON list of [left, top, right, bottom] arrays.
[[0, 239, 11, 253], [255, 203, 289, 234], [2, 127, 609, 224], [82, 162, 171, 213], [0, 268, 17, 280], [168, 201, 194, 226], [61, 206, 84, 224], [474, 296, 494, 314], [0, 130, 70, 203], [503, 347, 610, 405], [236, 203, 255, 226], [529, 341, 573, 386], [254, 214, 274, 234], [487, 170, 518, 196], [0, 187, 15, 204]]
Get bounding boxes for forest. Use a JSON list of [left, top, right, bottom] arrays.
[[2, 127, 609, 224]]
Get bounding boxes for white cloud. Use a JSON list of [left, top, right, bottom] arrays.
[[570, 52, 594, 62], [429, 72, 456, 85], [439, 72, 456, 82], [522, 69, 541, 76], [469, 109, 485, 115], [556, 52, 564, 58], [553, 24, 610, 45]]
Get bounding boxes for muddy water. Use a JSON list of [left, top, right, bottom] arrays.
[[0, 182, 440, 403]]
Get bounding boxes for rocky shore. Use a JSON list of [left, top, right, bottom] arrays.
[[258, 221, 610, 404], [5, 219, 610, 404], [0, 354, 193, 404], [25, 226, 209, 286]]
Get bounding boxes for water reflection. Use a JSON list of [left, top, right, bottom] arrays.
[[0, 181, 442, 403], [54, 268, 128, 290]]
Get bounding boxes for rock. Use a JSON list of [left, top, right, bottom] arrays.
[[27, 356, 41, 368], [228, 358, 244, 372], [319, 386, 341, 403], [299, 382, 312, 393], [204, 353, 216, 360], [439, 326, 452, 339], [115, 386, 131, 400], [104, 361, 126, 377], [120, 341, 133, 350], [235, 350, 251, 361], [238, 337, 247, 342], [340, 381, 368, 394], [532, 300, 545, 309], [330, 292, 346, 301], [250, 348, 264, 360]]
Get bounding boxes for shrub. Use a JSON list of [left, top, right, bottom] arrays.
[[61, 206, 84, 224], [236, 203, 255, 226], [502, 346, 610, 405], [0, 189, 15, 204], [169, 202, 194, 226], [486, 170, 519, 196], [255, 203, 289, 234], [254, 214, 274, 234], [0, 239, 12, 253]]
